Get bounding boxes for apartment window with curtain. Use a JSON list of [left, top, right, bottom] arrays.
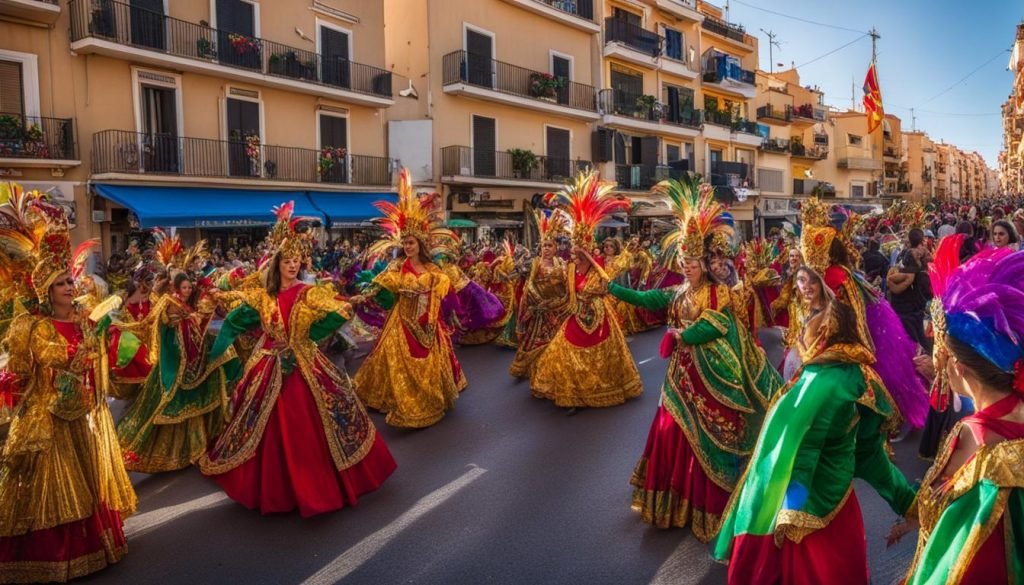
[[664, 28, 683, 61]]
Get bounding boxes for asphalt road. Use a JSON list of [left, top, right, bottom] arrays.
[[83, 329, 930, 585]]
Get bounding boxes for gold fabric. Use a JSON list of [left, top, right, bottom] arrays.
[[0, 314, 136, 538], [354, 263, 466, 428], [629, 455, 721, 542], [509, 257, 571, 378]]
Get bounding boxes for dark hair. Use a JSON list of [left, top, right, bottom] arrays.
[[172, 272, 197, 307], [908, 228, 925, 248], [867, 238, 880, 253], [401, 235, 433, 265], [266, 252, 306, 296], [947, 335, 1013, 394], [828, 236, 849, 266], [992, 220, 1020, 245], [955, 221, 974, 236]]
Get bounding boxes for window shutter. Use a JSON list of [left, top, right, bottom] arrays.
[[640, 136, 659, 167], [472, 115, 496, 176], [592, 128, 614, 163], [0, 60, 24, 115]]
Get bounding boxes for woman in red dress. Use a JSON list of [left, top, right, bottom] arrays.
[[200, 202, 395, 516]]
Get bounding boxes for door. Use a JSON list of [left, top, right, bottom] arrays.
[[319, 114, 348, 184], [610, 64, 643, 116], [226, 98, 260, 177], [130, 0, 165, 50], [545, 127, 570, 181], [217, 0, 260, 70], [321, 27, 350, 89], [472, 115, 496, 177], [140, 85, 178, 173], [640, 135, 659, 186], [709, 148, 723, 180], [552, 55, 571, 105], [465, 29, 493, 88]]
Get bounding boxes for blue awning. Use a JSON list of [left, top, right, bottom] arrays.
[[94, 184, 324, 228], [306, 191, 397, 227]]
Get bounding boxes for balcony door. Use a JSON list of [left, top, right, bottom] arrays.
[[472, 115, 496, 177], [545, 127, 570, 181], [552, 54, 571, 105], [320, 26, 350, 89], [610, 64, 642, 116], [226, 97, 260, 177], [140, 85, 178, 173], [465, 28, 493, 88], [319, 113, 348, 184], [217, 0, 260, 70], [130, 0, 165, 50], [663, 85, 695, 125]]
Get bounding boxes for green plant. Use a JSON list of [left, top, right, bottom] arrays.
[[528, 73, 564, 98], [508, 148, 538, 176], [635, 94, 656, 114], [25, 123, 42, 141], [0, 115, 22, 139], [318, 146, 347, 175], [196, 37, 215, 57]]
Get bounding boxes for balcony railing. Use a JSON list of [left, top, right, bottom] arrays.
[[733, 119, 760, 136], [0, 112, 77, 160], [92, 130, 391, 185], [530, 0, 594, 20], [793, 179, 836, 197], [604, 17, 663, 56], [614, 163, 687, 191], [757, 104, 791, 123], [704, 109, 759, 135], [883, 147, 901, 158], [441, 145, 591, 183], [710, 161, 754, 188], [69, 0, 392, 98], [790, 141, 828, 160], [760, 137, 790, 154], [700, 14, 749, 44], [442, 51, 596, 112], [702, 56, 755, 86], [597, 89, 701, 128]]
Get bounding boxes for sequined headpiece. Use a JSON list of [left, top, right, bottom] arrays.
[[544, 169, 629, 247], [799, 197, 838, 273], [267, 201, 317, 260], [739, 238, 782, 285], [657, 175, 733, 260], [531, 208, 570, 243], [150, 227, 208, 276], [367, 168, 456, 260]]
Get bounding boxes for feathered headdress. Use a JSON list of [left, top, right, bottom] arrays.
[[0, 182, 77, 304], [799, 197, 838, 273], [267, 200, 319, 260], [531, 208, 570, 243], [544, 169, 629, 247], [926, 234, 965, 411], [739, 238, 782, 286], [656, 175, 733, 260], [151, 228, 184, 268], [941, 247, 1024, 394], [367, 168, 457, 260]]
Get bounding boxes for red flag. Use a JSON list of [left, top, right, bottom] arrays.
[[863, 63, 884, 133]]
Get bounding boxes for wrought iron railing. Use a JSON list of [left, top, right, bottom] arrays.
[[597, 89, 701, 127], [614, 164, 684, 191], [68, 0, 392, 98], [91, 130, 391, 185], [442, 51, 596, 112], [790, 141, 828, 159], [702, 56, 755, 85], [700, 14, 749, 43], [710, 160, 754, 188], [733, 119, 760, 135], [757, 104, 791, 123], [759, 137, 790, 154], [529, 0, 594, 20], [0, 112, 77, 160], [440, 145, 591, 182], [604, 17, 663, 56]]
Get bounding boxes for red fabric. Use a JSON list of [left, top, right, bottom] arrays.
[[0, 504, 126, 570], [727, 492, 869, 585], [637, 271, 684, 328], [107, 327, 153, 379], [212, 283, 396, 517], [563, 313, 611, 346], [659, 331, 676, 359], [125, 299, 151, 321], [824, 265, 848, 296], [958, 518, 1009, 585], [640, 405, 730, 516]]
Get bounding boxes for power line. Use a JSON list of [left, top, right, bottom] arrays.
[[729, 0, 867, 35], [794, 34, 869, 70], [914, 48, 1011, 108]]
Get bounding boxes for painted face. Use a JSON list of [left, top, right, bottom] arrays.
[[540, 240, 555, 259], [681, 259, 703, 285], [402, 236, 420, 259], [49, 272, 75, 308], [993, 226, 1011, 248], [279, 255, 301, 281], [789, 249, 803, 269], [796, 270, 822, 305]]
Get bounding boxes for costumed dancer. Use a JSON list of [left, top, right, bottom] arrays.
[[635, 237, 685, 330], [607, 177, 782, 541], [340, 256, 391, 345], [442, 245, 504, 346], [508, 210, 572, 378], [736, 238, 784, 331], [771, 244, 804, 379], [528, 170, 642, 410], [461, 240, 518, 346], [892, 245, 1024, 584], [122, 263, 156, 322], [353, 170, 467, 428], [115, 234, 241, 474], [200, 201, 394, 516], [712, 263, 916, 584], [0, 185, 146, 582], [493, 241, 527, 348]]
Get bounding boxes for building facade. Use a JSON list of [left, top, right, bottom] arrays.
[[1000, 23, 1024, 195]]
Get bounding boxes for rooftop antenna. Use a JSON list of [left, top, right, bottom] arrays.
[[910, 107, 916, 132], [760, 29, 781, 73]]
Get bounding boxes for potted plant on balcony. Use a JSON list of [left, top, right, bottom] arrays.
[[244, 134, 261, 176], [529, 73, 564, 100], [228, 33, 260, 56], [508, 148, 538, 179], [318, 146, 347, 178], [634, 94, 656, 119], [196, 37, 217, 59]]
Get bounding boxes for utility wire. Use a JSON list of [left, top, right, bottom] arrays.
[[729, 0, 868, 35], [794, 34, 869, 70], [914, 48, 1010, 108]]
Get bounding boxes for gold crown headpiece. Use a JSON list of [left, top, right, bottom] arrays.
[[799, 197, 838, 273], [532, 208, 570, 243], [544, 169, 629, 247], [367, 168, 457, 260], [656, 175, 733, 260], [267, 201, 318, 260]]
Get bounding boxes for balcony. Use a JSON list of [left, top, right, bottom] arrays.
[[597, 89, 701, 138], [883, 146, 901, 161], [759, 137, 791, 155], [653, 0, 703, 21], [0, 0, 59, 24], [793, 179, 835, 197], [91, 130, 392, 188], [440, 145, 591, 188], [710, 161, 754, 189], [441, 51, 599, 122], [790, 141, 828, 161], [498, 0, 599, 32], [836, 147, 882, 171], [700, 14, 753, 49], [757, 104, 791, 125], [614, 163, 687, 191], [68, 0, 393, 107], [603, 17, 663, 67], [701, 55, 756, 98], [0, 113, 80, 169], [791, 103, 827, 126], [702, 109, 763, 146]]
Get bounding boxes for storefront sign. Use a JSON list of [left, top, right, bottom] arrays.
[[195, 219, 269, 228]]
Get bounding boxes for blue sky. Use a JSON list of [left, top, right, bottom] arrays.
[[724, 0, 1019, 168]]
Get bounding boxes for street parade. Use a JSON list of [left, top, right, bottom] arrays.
[[2, 0, 1024, 584]]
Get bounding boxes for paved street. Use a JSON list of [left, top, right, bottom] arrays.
[[85, 329, 929, 585]]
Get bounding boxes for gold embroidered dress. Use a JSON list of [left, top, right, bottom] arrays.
[[508, 256, 571, 378]]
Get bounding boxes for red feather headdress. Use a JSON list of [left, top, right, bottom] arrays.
[[367, 168, 457, 261], [544, 169, 628, 247]]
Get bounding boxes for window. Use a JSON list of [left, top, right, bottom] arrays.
[[216, 0, 261, 70], [610, 63, 643, 114], [551, 53, 571, 105], [545, 126, 571, 180], [225, 94, 261, 177], [319, 113, 348, 183], [612, 7, 641, 26], [662, 84, 695, 125], [318, 21, 352, 88], [848, 134, 862, 146], [758, 168, 784, 193], [851, 183, 865, 198], [472, 115, 496, 176], [0, 60, 24, 115], [666, 144, 680, 162], [465, 26, 495, 88], [664, 28, 683, 61]]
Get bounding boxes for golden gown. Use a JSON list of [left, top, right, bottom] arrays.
[[508, 257, 571, 378]]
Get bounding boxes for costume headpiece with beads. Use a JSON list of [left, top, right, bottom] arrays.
[[544, 169, 629, 247], [656, 175, 733, 260], [367, 167, 457, 260], [799, 197, 838, 273], [531, 208, 570, 243]]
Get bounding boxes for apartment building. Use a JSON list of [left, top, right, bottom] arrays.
[[903, 130, 936, 201], [2, 0, 396, 252], [1000, 23, 1024, 195]]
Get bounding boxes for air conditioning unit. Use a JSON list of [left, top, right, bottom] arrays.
[[91, 210, 108, 223]]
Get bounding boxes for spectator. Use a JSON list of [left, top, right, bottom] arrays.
[[955, 221, 980, 262], [860, 238, 889, 288], [886, 244, 932, 352], [936, 215, 956, 240], [991, 219, 1019, 250]]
